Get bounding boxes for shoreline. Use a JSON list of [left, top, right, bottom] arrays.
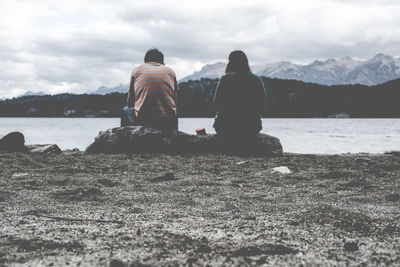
[[2, 116, 400, 119], [1, 151, 399, 266], [1, 118, 400, 154], [34, 149, 400, 157]]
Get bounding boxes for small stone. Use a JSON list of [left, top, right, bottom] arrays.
[[200, 236, 209, 243], [197, 244, 212, 253], [344, 241, 359, 252], [110, 259, 125, 267], [386, 193, 400, 202], [354, 157, 371, 164], [385, 151, 400, 156], [12, 173, 29, 178], [129, 261, 151, 267], [186, 257, 198, 265], [150, 172, 176, 183], [288, 220, 300, 226], [271, 166, 292, 174], [28, 144, 62, 155]]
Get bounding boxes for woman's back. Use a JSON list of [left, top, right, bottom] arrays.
[[213, 71, 266, 136]]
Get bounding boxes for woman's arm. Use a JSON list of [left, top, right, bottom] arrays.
[[213, 77, 225, 110], [256, 77, 267, 115]]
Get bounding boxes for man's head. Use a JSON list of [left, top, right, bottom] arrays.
[[144, 48, 164, 64]]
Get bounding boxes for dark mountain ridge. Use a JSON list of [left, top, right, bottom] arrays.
[[1, 77, 399, 118]]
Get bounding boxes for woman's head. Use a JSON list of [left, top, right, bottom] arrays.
[[225, 50, 251, 74]]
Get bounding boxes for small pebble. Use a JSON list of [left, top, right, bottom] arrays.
[[272, 166, 292, 174], [12, 173, 29, 178], [354, 157, 371, 164], [386, 193, 400, 202], [344, 241, 359, 252], [110, 259, 125, 267]]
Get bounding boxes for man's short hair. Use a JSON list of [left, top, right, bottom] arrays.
[[144, 48, 164, 64]]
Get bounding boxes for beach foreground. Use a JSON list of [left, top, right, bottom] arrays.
[[0, 152, 399, 266]]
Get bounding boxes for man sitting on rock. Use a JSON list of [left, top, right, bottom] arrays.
[[121, 48, 178, 131]]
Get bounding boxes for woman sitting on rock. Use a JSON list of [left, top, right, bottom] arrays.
[[213, 50, 267, 140]]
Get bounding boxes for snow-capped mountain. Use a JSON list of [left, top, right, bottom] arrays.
[[88, 84, 129, 95], [179, 62, 227, 82], [346, 54, 400, 85], [18, 91, 46, 97], [180, 54, 400, 86]]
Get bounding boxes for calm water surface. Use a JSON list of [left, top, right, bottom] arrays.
[[0, 118, 399, 154]]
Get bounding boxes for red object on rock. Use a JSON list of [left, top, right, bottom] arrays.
[[196, 128, 206, 136]]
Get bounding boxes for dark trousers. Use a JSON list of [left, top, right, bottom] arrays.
[[121, 106, 178, 131], [121, 106, 136, 126]]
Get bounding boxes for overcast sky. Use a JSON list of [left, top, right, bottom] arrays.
[[1, 0, 400, 98]]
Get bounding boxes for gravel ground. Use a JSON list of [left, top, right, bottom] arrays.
[[0, 151, 399, 266]]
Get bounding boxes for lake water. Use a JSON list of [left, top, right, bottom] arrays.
[[0, 118, 399, 154]]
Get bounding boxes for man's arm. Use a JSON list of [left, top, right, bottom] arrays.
[[127, 75, 135, 108]]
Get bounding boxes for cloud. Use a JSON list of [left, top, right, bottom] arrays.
[[1, 0, 400, 98]]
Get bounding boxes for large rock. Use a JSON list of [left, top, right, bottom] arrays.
[[0, 132, 27, 152], [86, 126, 283, 156], [0, 132, 61, 155]]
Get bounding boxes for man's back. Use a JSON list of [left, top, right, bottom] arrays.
[[123, 48, 178, 130], [131, 62, 177, 119]]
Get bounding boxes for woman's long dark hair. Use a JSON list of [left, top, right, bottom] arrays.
[[225, 50, 251, 74]]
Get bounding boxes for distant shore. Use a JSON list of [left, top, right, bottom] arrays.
[[0, 151, 399, 266], [1, 76, 400, 118]]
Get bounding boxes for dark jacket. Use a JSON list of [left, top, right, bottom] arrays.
[[213, 72, 266, 136]]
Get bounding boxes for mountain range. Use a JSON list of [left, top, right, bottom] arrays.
[[13, 54, 400, 98], [88, 84, 128, 95], [14, 87, 128, 99], [180, 54, 400, 86], [18, 91, 46, 97]]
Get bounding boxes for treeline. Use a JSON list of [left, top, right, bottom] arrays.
[[1, 77, 399, 118], [178, 77, 400, 117], [0, 93, 126, 117], [264, 78, 400, 117]]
